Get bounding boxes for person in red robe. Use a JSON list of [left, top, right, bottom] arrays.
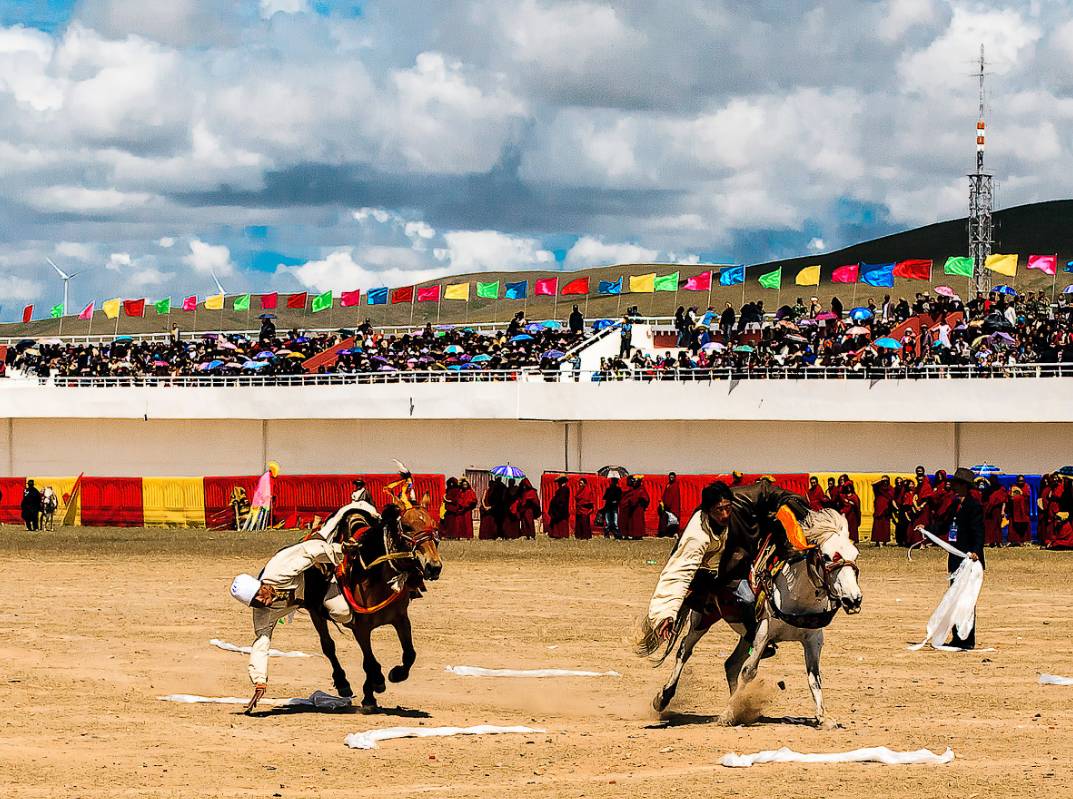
[[982, 477, 1007, 547], [1006, 476, 1031, 545], [455, 478, 477, 538], [825, 477, 839, 508], [894, 478, 915, 546], [909, 475, 930, 545], [546, 476, 570, 539], [574, 478, 595, 539], [1044, 475, 1064, 548], [619, 476, 650, 539], [806, 476, 826, 511], [441, 478, 468, 539], [871, 476, 894, 546], [658, 472, 682, 537], [1047, 476, 1073, 549], [478, 478, 504, 540], [929, 471, 957, 540], [501, 479, 522, 539], [516, 478, 541, 539], [1037, 474, 1055, 547], [839, 481, 861, 542]]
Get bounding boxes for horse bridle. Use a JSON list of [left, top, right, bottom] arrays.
[[373, 520, 439, 575], [811, 549, 860, 603]]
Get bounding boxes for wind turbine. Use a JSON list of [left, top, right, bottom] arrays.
[[46, 257, 87, 316], [210, 269, 227, 297]]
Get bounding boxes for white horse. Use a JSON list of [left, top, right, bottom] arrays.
[[653, 508, 862, 728], [40, 487, 59, 531]]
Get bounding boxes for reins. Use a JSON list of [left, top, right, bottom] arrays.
[[338, 518, 439, 615]]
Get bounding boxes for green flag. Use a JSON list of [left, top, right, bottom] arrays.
[[311, 290, 333, 313], [758, 267, 782, 289], [943, 256, 974, 278], [50, 303, 63, 318], [233, 293, 251, 311], [476, 280, 500, 299], [154, 298, 172, 315], [653, 272, 679, 292]]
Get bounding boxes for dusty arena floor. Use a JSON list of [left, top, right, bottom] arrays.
[[1, 528, 1071, 798]]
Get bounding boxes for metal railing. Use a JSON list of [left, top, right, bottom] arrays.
[[3, 362, 1070, 389]]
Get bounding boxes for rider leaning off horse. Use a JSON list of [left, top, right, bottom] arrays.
[[646, 478, 812, 655]]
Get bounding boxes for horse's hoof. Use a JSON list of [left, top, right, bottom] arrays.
[[360, 701, 378, 714], [819, 718, 842, 731], [716, 713, 734, 727], [372, 681, 386, 694], [652, 691, 671, 713], [336, 682, 354, 698], [388, 666, 409, 683]]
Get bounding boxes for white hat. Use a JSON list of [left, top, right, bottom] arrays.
[[230, 574, 261, 606]]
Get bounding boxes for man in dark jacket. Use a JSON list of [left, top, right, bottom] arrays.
[[947, 467, 984, 650], [21, 480, 43, 531]]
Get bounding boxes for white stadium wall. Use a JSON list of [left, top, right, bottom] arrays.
[[0, 378, 1071, 477]]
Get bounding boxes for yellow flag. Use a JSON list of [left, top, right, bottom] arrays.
[[795, 265, 821, 286], [102, 298, 121, 319], [204, 293, 225, 310], [629, 273, 656, 293], [984, 253, 1018, 277], [444, 282, 470, 301]]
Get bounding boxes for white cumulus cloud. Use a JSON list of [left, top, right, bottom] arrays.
[[564, 236, 659, 269], [182, 239, 235, 277]]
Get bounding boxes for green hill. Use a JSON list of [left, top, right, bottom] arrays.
[[3, 199, 1072, 338]]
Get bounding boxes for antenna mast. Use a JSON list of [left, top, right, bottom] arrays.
[[968, 43, 993, 293]]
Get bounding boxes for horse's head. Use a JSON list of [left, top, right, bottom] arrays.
[[806, 509, 862, 614], [385, 493, 442, 581]]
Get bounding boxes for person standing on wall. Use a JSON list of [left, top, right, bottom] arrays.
[[945, 468, 985, 650]]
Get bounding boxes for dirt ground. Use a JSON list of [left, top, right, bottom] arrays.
[[1, 527, 1072, 798]]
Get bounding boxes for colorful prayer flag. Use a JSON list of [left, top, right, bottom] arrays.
[[831, 264, 859, 283], [286, 292, 307, 309], [391, 286, 414, 304], [233, 294, 251, 312], [21, 305, 32, 323], [154, 298, 171, 315], [50, 303, 63, 319], [123, 299, 146, 317], [683, 271, 711, 291], [598, 278, 623, 295], [311, 290, 333, 312], [444, 282, 470, 301], [860, 263, 895, 288], [943, 256, 973, 277], [719, 266, 745, 286], [534, 277, 557, 296], [341, 290, 362, 307], [367, 287, 388, 305], [795, 265, 821, 286], [505, 280, 528, 300], [629, 273, 655, 293], [260, 292, 278, 310], [102, 298, 121, 319], [181, 295, 197, 312], [78, 302, 94, 320], [893, 259, 932, 280], [985, 253, 1018, 277], [561, 277, 590, 295], [758, 267, 782, 290], [204, 294, 224, 311], [654, 272, 679, 292], [476, 281, 499, 299], [417, 285, 441, 303], [1027, 254, 1057, 276]]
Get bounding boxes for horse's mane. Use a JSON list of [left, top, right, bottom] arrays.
[[803, 508, 849, 545]]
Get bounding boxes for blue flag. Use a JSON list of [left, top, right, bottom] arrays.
[[1065, 260, 1073, 273], [504, 280, 528, 300], [719, 266, 745, 286], [367, 287, 388, 305], [860, 262, 895, 288], [598, 277, 623, 295]]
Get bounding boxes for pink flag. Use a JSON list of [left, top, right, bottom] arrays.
[[78, 302, 94, 320], [683, 271, 712, 291], [182, 295, 197, 311], [831, 264, 859, 284], [341, 290, 362, 307], [417, 285, 441, 302], [534, 277, 558, 296], [1027, 254, 1057, 276]]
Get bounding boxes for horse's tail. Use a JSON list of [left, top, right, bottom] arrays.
[[635, 606, 687, 665]]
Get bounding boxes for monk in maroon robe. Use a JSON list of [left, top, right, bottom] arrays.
[[441, 478, 470, 539], [839, 482, 861, 542], [983, 478, 1007, 547], [1006, 477, 1031, 545], [894, 478, 914, 546], [501, 479, 522, 539], [871, 476, 894, 545], [620, 476, 649, 539], [825, 477, 839, 508], [930, 474, 958, 540], [1037, 475, 1055, 546], [658, 472, 682, 537], [478, 478, 504, 540], [546, 476, 570, 539], [806, 476, 826, 511], [516, 478, 541, 539], [455, 479, 477, 539], [574, 478, 595, 539], [1047, 477, 1073, 549]]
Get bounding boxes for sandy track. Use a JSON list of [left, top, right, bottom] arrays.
[[1, 530, 1071, 798]]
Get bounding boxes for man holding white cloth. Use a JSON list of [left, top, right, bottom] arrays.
[[945, 467, 985, 649]]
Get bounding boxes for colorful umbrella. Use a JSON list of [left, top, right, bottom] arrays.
[[971, 464, 1002, 475], [491, 464, 525, 478], [874, 337, 901, 350], [701, 342, 725, 352], [445, 345, 464, 354], [993, 285, 1017, 296], [845, 326, 870, 336], [991, 332, 1015, 343], [470, 354, 492, 362], [733, 344, 754, 353], [934, 286, 957, 298], [242, 361, 268, 370], [255, 351, 276, 359], [849, 307, 873, 321], [542, 350, 566, 359], [541, 320, 562, 329], [815, 312, 837, 321], [1064, 285, 1073, 295], [510, 334, 534, 342]]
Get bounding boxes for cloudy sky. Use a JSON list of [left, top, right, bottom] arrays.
[[0, 0, 1069, 317]]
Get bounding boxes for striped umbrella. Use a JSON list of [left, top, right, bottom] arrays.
[[970, 464, 1002, 476], [491, 464, 525, 479]]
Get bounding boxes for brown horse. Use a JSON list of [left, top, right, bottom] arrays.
[[303, 495, 442, 711]]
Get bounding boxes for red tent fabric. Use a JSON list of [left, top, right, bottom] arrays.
[[0, 477, 26, 524], [80, 477, 144, 526]]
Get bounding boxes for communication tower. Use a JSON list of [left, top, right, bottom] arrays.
[[968, 44, 993, 293]]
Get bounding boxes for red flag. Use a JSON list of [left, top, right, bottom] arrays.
[[122, 299, 145, 317], [391, 286, 415, 304], [341, 290, 362, 307], [260, 292, 278, 310], [21, 305, 33, 324], [1027, 254, 1057, 276], [534, 277, 557, 296], [417, 285, 441, 302], [831, 264, 859, 283], [286, 292, 307, 309], [181, 295, 197, 312], [683, 272, 712, 291], [560, 277, 589, 296], [893, 259, 932, 280]]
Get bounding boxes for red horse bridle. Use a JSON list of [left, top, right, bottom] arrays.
[[337, 519, 439, 615]]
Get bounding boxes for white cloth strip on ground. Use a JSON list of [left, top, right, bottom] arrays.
[[444, 665, 620, 678], [344, 724, 546, 750], [160, 690, 350, 709], [721, 746, 955, 768], [1039, 674, 1073, 686], [209, 638, 313, 658]]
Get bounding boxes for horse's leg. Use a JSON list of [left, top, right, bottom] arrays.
[[308, 608, 353, 698], [652, 611, 706, 713], [353, 624, 386, 712], [803, 630, 836, 728], [718, 619, 771, 725], [723, 632, 752, 695], [388, 612, 416, 683]]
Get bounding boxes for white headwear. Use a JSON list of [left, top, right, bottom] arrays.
[[230, 574, 261, 606]]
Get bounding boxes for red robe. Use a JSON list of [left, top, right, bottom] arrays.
[[840, 491, 861, 542], [620, 485, 650, 539], [516, 484, 541, 539], [871, 482, 894, 544], [894, 484, 915, 546], [983, 486, 1007, 547], [806, 485, 827, 511], [1045, 482, 1065, 548], [1047, 480, 1073, 549], [441, 486, 474, 539], [659, 480, 682, 535], [1037, 484, 1053, 546], [1007, 487, 1031, 544], [930, 486, 957, 538], [478, 487, 501, 540], [501, 486, 522, 539], [546, 485, 571, 539], [574, 485, 595, 539]]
